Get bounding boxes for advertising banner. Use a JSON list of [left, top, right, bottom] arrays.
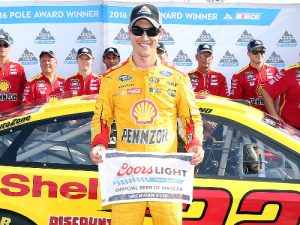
[[99, 150, 195, 206]]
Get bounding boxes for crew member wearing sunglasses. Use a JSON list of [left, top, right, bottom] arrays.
[[230, 39, 279, 112], [90, 4, 204, 225], [0, 34, 27, 114]]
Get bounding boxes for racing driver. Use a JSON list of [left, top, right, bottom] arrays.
[[90, 3, 204, 225]]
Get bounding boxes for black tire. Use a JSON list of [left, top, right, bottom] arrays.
[[0, 210, 36, 225]]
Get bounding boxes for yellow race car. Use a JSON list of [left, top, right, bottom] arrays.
[[0, 95, 299, 225]]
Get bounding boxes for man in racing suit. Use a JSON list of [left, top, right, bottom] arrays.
[[230, 39, 278, 112], [90, 4, 204, 225], [22, 50, 65, 105], [0, 34, 27, 113], [262, 63, 300, 130], [64, 47, 101, 97]]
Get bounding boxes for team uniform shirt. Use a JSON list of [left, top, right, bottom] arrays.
[[0, 60, 26, 113], [22, 73, 65, 105], [264, 63, 300, 129], [188, 69, 229, 97], [64, 73, 101, 97], [230, 64, 278, 112], [91, 56, 203, 153]]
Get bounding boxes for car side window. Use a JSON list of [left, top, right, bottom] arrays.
[[197, 116, 300, 181], [16, 118, 94, 165], [0, 131, 21, 158]]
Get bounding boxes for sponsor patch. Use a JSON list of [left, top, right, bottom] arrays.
[[119, 74, 132, 82], [159, 70, 173, 76], [127, 88, 142, 95], [121, 128, 168, 144], [131, 99, 158, 125]]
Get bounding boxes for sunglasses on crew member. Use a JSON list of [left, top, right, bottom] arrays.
[[0, 43, 9, 48], [131, 26, 160, 37], [251, 50, 265, 55]]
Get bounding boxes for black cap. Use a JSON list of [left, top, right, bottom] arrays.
[[103, 47, 120, 58], [39, 50, 55, 58], [197, 44, 213, 54], [247, 39, 265, 52], [157, 42, 166, 52], [77, 47, 93, 59], [0, 34, 9, 45], [130, 4, 162, 29]]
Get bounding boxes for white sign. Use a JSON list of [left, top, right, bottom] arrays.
[[98, 150, 195, 206]]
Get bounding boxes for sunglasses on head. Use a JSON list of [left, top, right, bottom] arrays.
[[131, 26, 160, 37], [0, 43, 9, 48], [251, 50, 265, 55]]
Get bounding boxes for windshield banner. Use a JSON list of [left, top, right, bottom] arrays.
[[98, 150, 194, 206]]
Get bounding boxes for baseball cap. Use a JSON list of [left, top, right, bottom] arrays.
[[130, 4, 162, 29], [39, 50, 55, 58], [77, 47, 93, 59], [197, 44, 213, 54], [0, 34, 10, 45], [157, 42, 166, 53], [103, 47, 120, 58], [247, 39, 265, 52]]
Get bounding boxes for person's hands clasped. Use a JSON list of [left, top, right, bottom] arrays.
[[90, 144, 106, 164], [188, 145, 205, 166]]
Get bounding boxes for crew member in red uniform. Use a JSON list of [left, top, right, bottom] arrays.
[[262, 63, 300, 130], [0, 34, 27, 113], [188, 43, 228, 141], [188, 43, 229, 97], [64, 47, 101, 97], [22, 50, 64, 105], [230, 39, 278, 112]]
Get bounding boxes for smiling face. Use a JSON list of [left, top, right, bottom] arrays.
[[40, 54, 57, 78], [128, 19, 163, 68]]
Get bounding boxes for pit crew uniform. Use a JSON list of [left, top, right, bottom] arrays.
[[264, 63, 300, 129], [91, 57, 203, 225], [188, 69, 228, 141], [63, 73, 101, 97], [22, 73, 65, 105], [230, 64, 278, 112], [0, 60, 26, 113], [188, 69, 229, 97]]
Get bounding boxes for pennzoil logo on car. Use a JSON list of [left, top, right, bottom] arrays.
[[0, 115, 31, 130], [119, 74, 132, 82]]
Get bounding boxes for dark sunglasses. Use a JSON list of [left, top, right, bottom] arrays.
[[251, 50, 265, 55], [0, 43, 9, 48], [131, 26, 160, 37]]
